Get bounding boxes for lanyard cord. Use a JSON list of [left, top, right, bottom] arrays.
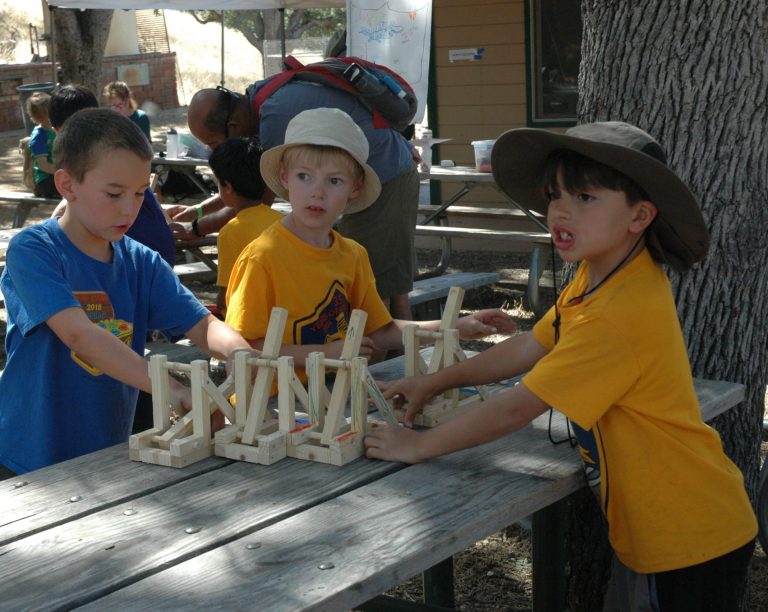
[[546, 234, 644, 446]]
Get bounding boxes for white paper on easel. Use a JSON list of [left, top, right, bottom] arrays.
[[346, 0, 432, 124]]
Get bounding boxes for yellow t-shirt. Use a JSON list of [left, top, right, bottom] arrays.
[[225, 222, 393, 381], [215, 204, 283, 288], [523, 249, 756, 573]]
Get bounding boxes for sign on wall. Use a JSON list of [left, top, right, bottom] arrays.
[[347, 0, 432, 124]]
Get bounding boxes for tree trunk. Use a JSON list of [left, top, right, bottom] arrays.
[[564, 1, 768, 608], [52, 8, 113, 95]]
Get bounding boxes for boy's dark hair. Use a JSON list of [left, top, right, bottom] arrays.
[[542, 149, 650, 204], [49, 84, 99, 129], [53, 108, 153, 182], [25, 92, 51, 125], [208, 136, 267, 201]]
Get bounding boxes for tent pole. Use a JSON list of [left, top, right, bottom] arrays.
[[220, 11, 225, 86], [50, 5, 57, 85], [279, 8, 286, 60]]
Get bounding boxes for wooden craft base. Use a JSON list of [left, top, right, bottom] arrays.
[[214, 419, 287, 465], [129, 421, 214, 468], [393, 390, 483, 428], [286, 417, 382, 466]]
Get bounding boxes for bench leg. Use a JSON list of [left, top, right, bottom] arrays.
[[532, 497, 567, 612], [422, 556, 455, 608], [13, 202, 36, 228]]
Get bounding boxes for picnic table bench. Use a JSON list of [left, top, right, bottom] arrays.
[[0, 190, 59, 228]]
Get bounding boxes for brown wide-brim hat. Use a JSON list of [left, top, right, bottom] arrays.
[[260, 107, 382, 215], [491, 121, 709, 271]]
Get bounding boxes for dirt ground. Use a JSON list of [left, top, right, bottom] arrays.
[[0, 109, 766, 610]]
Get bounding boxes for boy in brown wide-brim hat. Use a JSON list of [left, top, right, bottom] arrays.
[[365, 121, 756, 610]]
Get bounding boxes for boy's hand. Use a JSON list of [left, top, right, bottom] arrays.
[[170, 205, 197, 222], [322, 336, 376, 360], [380, 376, 438, 427], [169, 221, 195, 240], [365, 425, 425, 463], [456, 309, 517, 339], [169, 378, 193, 414]]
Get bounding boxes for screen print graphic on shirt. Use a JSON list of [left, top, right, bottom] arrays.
[[572, 420, 601, 488], [70, 291, 134, 376], [293, 281, 351, 346]]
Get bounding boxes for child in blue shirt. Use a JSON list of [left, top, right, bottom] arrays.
[[25, 91, 60, 199], [0, 108, 253, 474]]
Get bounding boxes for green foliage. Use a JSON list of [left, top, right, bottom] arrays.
[[188, 8, 345, 51]]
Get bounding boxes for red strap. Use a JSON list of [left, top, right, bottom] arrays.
[[251, 56, 306, 121]]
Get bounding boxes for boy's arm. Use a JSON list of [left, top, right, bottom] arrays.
[[47, 307, 155, 393], [365, 381, 550, 463], [369, 308, 517, 351], [34, 154, 56, 175], [248, 336, 377, 363], [184, 314, 254, 361]]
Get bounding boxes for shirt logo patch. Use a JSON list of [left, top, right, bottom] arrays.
[[293, 281, 350, 345], [70, 291, 134, 376]]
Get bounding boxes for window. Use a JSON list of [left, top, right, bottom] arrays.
[[528, 0, 581, 125]]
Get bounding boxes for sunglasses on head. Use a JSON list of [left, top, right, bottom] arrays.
[[215, 85, 242, 138]]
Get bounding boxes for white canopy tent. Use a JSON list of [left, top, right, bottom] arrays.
[[44, 0, 345, 85]]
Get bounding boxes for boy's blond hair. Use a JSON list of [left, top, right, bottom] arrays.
[[25, 92, 51, 125]]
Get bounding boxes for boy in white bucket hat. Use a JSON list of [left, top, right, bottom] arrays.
[[225, 107, 515, 382], [365, 121, 756, 610]]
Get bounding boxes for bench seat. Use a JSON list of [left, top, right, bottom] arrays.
[[0, 191, 59, 228]]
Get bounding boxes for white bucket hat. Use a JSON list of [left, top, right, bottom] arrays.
[[260, 107, 382, 215]]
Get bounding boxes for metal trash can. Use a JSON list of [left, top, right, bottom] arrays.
[[16, 82, 56, 135]]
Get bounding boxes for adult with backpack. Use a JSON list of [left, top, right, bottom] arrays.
[[179, 57, 420, 325]]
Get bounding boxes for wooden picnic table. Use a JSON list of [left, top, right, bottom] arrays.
[[0, 341, 744, 611]]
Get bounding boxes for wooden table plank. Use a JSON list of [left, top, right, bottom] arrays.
[[80, 413, 583, 611], [0, 444, 230, 546], [0, 457, 404, 610]]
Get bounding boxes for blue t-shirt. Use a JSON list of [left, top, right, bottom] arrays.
[[249, 80, 414, 184], [0, 218, 209, 473], [127, 188, 175, 267], [28, 125, 55, 184]]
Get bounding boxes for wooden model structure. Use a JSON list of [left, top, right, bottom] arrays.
[[214, 307, 301, 465], [395, 286, 487, 427], [287, 308, 397, 466], [129, 287, 479, 468], [129, 355, 237, 468]]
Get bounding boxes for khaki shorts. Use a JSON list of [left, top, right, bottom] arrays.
[[338, 165, 419, 300]]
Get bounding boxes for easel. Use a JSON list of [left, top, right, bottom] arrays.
[[286, 309, 395, 466], [129, 355, 236, 468], [214, 307, 307, 465], [396, 286, 487, 427]]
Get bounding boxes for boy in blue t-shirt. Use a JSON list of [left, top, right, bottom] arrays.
[[25, 91, 60, 199], [0, 108, 254, 475]]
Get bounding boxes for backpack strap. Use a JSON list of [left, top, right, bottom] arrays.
[[251, 56, 307, 122]]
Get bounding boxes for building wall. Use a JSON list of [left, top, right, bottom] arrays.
[[0, 52, 179, 133], [430, 0, 528, 209]]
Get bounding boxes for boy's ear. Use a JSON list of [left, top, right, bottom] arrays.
[[278, 161, 290, 191], [630, 200, 658, 233], [54, 168, 76, 201], [349, 177, 364, 201]]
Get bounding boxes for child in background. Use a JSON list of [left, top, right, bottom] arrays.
[[25, 91, 60, 199], [365, 121, 756, 610], [103, 80, 151, 142], [207, 136, 282, 317], [0, 108, 253, 475], [225, 107, 515, 382]]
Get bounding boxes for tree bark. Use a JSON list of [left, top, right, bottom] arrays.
[[565, 2, 767, 608], [52, 8, 112, 95]]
